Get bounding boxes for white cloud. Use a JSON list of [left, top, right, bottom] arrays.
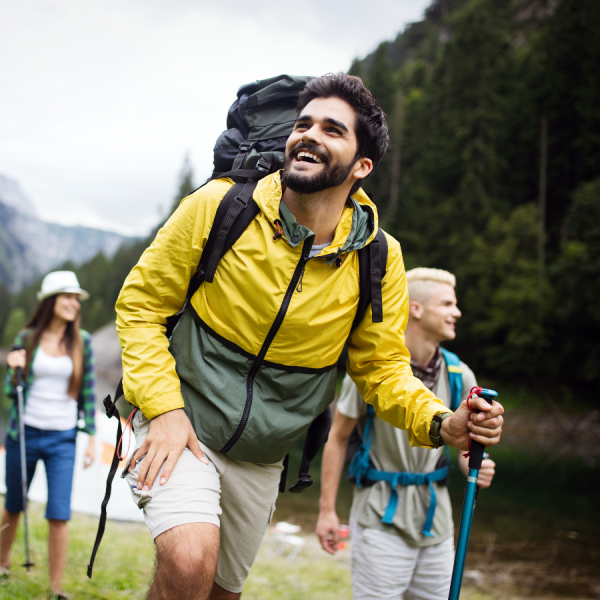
[[0, 0, 429, 235]]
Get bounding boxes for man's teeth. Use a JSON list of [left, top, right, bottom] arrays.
[[297, 151, 322, 164]]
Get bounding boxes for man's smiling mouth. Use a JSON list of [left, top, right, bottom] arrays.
[[296, 151, 323, 164]]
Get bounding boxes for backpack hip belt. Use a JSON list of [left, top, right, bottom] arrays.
[[362, 464, 449, 538], [348, 403, 450, 538]]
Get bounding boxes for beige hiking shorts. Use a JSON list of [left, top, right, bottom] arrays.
[[124, 410, 283, 593]]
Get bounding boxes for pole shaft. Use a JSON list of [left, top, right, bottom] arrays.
[[448, 468, 479, 600], [16, 383, 33, 571]]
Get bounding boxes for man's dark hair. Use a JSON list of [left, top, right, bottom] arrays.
[[296, 73, 389, 192]]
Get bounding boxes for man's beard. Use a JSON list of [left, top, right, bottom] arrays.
[[282, 144, 355, 195]]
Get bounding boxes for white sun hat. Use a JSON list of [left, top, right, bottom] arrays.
[[37, 271, 90, 302]]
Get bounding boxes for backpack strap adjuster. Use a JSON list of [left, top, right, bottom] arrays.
[[238, 141, 255, 153], [288, 474, 314, 493], [232, 141, 257, 170], [255, 155, 272, 174]]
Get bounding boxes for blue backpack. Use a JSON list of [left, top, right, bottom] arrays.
[[347, 347, 462, 537]]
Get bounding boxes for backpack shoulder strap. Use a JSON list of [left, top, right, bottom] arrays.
[[440, 347, 463, 411], [186, 180, 260, 299], [351, 228, 388, 332], [165, 180, 260, 339]]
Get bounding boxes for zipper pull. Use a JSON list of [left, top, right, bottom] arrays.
[[296, 267, 305, 292]]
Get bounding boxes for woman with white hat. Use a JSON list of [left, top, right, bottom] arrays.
[[1, 271, 97, 599]]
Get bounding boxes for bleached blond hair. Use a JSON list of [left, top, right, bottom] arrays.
[[406, 267, 456, 305]]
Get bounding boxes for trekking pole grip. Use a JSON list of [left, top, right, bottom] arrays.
[[467, 388, 498, 471]]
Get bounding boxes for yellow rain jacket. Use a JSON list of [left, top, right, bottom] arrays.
[[116, 172, 448, 464]]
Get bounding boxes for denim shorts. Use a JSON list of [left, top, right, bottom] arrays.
[[5, 426, 77, 521]]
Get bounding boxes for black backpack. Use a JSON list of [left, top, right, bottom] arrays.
[[88, 74, 388, 577]]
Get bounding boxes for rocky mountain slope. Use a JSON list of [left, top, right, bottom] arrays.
[[0, 174, 131, 291]]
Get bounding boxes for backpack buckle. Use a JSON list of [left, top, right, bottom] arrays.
[[238, 141, 255, 153], [288, 474, 313, 493], [255, 155, 272, 174]]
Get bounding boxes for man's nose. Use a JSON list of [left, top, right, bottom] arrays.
[[301, 125, 320, 145], [453, 305, 462, 318]]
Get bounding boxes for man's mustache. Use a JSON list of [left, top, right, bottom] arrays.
[[287, 142, 330, 165]]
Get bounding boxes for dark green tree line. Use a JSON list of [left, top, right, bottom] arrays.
[[355, 0, 600, 397]]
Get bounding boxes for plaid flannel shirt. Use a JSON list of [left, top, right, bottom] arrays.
[[4, 328, 97, 440]]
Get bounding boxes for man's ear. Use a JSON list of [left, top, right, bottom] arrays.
[[408, 300, 424, 320], [352, 157, 373, 180]]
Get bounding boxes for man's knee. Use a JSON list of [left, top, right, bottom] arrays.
[[155, 523, 220, 583]]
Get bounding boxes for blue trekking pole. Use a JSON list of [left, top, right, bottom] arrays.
[[448, 388, 498, 600]]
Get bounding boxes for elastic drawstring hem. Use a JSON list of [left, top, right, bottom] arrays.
[[273, 220, 284, 241]]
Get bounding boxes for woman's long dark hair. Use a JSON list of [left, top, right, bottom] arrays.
[[23, 294, 84, 398]]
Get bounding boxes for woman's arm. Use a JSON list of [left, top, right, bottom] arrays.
[[78, 331, 97, 436], [84, 435, 95, 468]]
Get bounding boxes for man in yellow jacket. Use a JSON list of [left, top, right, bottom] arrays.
[[116, 73, 504, 600]]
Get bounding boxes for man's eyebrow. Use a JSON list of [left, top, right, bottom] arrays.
[[323, 117, 349, 133], [295, 114, 349, 133]]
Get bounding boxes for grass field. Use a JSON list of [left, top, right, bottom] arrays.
[[0, 498, 593, 600]]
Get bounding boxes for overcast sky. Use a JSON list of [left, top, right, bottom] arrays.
[[1, 0, 431, 236]]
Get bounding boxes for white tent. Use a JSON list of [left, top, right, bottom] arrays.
[[0, 410, 144, 522]]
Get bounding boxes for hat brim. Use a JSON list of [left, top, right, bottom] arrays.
[[37, 287, 90, 302]]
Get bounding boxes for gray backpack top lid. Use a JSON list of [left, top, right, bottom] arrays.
[[212, 74, 314, 177]]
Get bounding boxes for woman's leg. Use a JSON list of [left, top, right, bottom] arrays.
[[48, 519, 68, 592], [42, 428, 76, 593], [0, 510, 21, 568], [2, 429, 40, 569]]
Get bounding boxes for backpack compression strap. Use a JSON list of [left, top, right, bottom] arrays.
[[287, 406, 332, 493], [351, 228, 388, 331]]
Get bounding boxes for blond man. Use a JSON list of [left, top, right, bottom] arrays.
[[317, 267, 496, 600]]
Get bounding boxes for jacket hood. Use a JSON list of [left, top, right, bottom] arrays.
[[250, 171, 378, 264]]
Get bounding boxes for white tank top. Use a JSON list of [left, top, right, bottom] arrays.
[[23, 347, 78, 431]]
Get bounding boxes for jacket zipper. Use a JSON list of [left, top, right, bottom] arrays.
[[220, 240, 311, 454]]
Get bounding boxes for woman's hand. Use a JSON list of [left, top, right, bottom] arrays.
[[6, 349, 26, 370], [84, 435, 95, 468]]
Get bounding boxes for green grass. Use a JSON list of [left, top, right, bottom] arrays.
[[0, 500, 154, 599], [0, 496, 592, 600]]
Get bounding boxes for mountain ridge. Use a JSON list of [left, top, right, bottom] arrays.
[[0, 174, 133, 291]]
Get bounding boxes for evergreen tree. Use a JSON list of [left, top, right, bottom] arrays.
[[3, 307, 27, 347], [170, 153, 196, 215]]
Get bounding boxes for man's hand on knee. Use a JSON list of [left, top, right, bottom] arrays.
[[131, 409, 209, 490]]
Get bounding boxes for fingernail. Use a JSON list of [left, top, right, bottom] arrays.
[[160, 477, 166, 485], [201, 457, 209, 465], [136, 482, 142, 489], [143, 484, 149, 491]]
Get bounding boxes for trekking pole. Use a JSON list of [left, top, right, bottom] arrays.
[[13, 345, 35, 572], [448, 388, 498, 600]]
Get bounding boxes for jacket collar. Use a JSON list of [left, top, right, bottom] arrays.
[[254, 171, 378, 261]]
